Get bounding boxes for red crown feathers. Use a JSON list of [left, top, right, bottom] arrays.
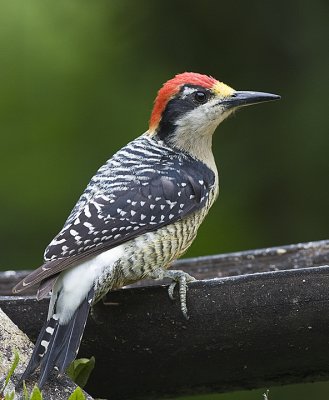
[[149, 72, 217, 131]]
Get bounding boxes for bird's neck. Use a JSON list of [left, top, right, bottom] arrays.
[[145, 124, 219, 178], [175, 132, 217, 171], [167, 122, 219, 174]]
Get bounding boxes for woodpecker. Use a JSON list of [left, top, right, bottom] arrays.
[[13, 72, 280, 387]]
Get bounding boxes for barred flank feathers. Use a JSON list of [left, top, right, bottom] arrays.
[[20, 288, 94, 388]]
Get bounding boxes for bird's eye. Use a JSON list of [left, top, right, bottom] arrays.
[[194, 90, 208, 104]]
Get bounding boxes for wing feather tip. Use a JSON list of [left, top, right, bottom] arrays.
[[12, 282, 24, 294]]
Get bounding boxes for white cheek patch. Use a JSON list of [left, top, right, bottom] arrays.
[[175, 98, 230, 133]]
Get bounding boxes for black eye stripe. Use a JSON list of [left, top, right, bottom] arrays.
[[156, 85, 210, 140]]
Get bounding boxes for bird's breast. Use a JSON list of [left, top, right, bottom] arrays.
[[93, 186, 218, 300]]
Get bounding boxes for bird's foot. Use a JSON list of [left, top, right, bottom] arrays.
[[163, 270, 196, 319], [146, 268, 196, 319]]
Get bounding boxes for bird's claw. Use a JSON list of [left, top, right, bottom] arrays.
[[165, 270, 196, 319], [168, 281, 176, 300]]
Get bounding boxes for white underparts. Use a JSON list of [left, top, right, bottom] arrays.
[[49, 244, 125, 324]]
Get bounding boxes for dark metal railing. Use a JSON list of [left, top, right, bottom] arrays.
[[1, 240, 329, 399]]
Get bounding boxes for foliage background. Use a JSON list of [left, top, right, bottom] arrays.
[[0, 0, 328, 399]]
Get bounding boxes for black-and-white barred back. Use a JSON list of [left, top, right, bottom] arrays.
[[44, 134, 216, 262]]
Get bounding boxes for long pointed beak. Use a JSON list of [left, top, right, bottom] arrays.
[[223, 91, 281, 109]]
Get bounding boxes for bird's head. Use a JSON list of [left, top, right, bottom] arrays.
[[148, 72, 280, 163]]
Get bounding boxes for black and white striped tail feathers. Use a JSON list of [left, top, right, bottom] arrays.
[[19, 288, 94, 388]]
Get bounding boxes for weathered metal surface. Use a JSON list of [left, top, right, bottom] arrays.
[[1, 240, 329, 399], [1, 239, 329, 294]]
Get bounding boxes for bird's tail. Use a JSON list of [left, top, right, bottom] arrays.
[[20, 288, 94, 388]]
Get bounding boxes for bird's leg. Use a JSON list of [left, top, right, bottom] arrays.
[[147, 268, 196, 319]]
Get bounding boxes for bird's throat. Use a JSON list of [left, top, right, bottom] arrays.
[[169, 125, 218, 174]]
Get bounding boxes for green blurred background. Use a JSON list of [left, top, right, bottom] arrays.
[[0, 0, 328, 398]]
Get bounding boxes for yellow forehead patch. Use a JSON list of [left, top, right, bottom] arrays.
[[212, 81, 235, 97]]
